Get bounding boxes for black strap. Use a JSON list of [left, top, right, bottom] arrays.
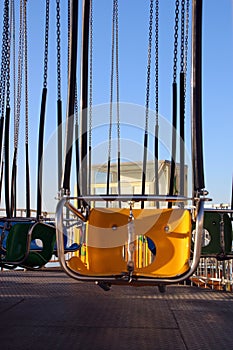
[[37, 87, 47, 219], [10, 148, 17, 217], [4, 106, 10, 218], [106, 0, 120, 201], [168, 1, 179, 208], [141, 0, 153, 209], [154, 0, 159, 208], [192, 0, 205, 192], [231, 176, 233, 220], [25, 142, 30, 217], [56, 0, 63, 191], [37, 0, 50, 219], [24, 0, 31, 217], [168, 82, 178, 209], [62, 0, 79, 193]]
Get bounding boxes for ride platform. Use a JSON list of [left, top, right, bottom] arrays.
[[0, 269, 233, 350]]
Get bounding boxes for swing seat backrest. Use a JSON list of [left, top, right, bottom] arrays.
[[193, 211, 233, 258], [133, 208, 191, 277], [0, 220, 33, 252], [5, 223, 32, 262], [27, 223, 56, 267], [5, 222, 56, 268], [69, 208, 128, 275], [68, 208, 191, 278]]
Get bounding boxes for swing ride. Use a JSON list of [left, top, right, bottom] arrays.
[[0, 0, 80, 269], [0, 0, 232, 293], [56, 0, 208, 289]]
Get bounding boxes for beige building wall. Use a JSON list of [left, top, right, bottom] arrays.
[[90, 160, 188, 208]]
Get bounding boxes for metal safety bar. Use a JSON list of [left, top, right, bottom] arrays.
[[55, 195, 205, 285], [63, 194, 192, 203], [204, 209, 233, 214]]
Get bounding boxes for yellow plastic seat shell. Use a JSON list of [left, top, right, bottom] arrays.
[[67, 208, 191, 278]]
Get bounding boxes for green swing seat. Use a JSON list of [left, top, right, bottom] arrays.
[[193, 211, 233, 259], [4, 222, 56, 268]]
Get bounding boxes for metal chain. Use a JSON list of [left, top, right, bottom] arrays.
[[115, 0, 120, 159], [88, 0, 93, 196], [108, 0, 116, 168], [154, 0, 159, 203], [180, 0, 185, 73], [67, 0, 70, 85], [0, 46, 5, 118], [24, 0, 29, 144], [67, 0, 76, 124], [74, 83, 78, 123], [173, 0, 179, 83], [0, 0, 9, 117], [10, 0, 16, 126], [56, 0, 61, 101], [5, 0, 11, 108], [15, 0, 24, 151], [155, 0, 159, 125], [0, 22, 5, 118], [115, 0, 121, 197], [184, 0, 189, 99], [142, 0, 154, 206], [43, 0, 50, 88], [107, 0, 120, 196], [144, 0, 153, 132], [89, 0, 93, 151]]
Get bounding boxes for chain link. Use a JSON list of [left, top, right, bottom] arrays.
[[10, 0, 16, 125], [0, 0, 9, 117], [43, 0, 50, 88], [56, 0, 61, 100], [173, 0, 179, 83], [14, 0, 24, 151], [107, 0, 121, 196], [115, 0, 120, 156], [89, 0, 93, 150], [145, 0, 153, 133], [5, 0, 11, 108], [24, 0, 29, 144], [67, 0, 70, 81], [184, 0, 189, 88], [108, 0, 117, 168], [180, 0, 185, 73], [183, 0, 190, 124], [155, 0, 159, 125], [74, 82, 78, 123]]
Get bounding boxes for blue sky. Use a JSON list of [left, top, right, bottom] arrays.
[[202, 1, 233, 205], [0, 0, 232, 212]]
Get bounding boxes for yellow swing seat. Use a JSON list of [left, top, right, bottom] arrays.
[[67, 207, 191, 278]]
